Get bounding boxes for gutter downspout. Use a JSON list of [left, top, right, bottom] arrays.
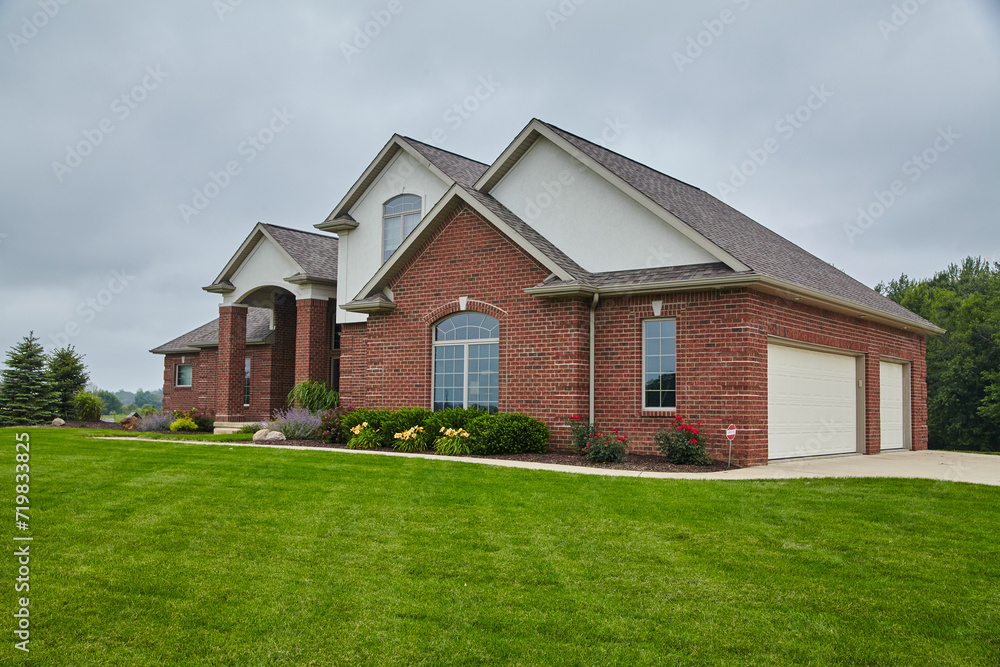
[[589, 292, 599, 425]]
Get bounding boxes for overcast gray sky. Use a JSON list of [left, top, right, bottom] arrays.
[[1, 0, 998, 392]]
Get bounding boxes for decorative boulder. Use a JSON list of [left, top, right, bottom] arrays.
[[52, 418, 65, 426], [252, 429, 271, 442], [264, 431, 287, 443]]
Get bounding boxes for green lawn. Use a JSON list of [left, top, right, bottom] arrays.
[[3, 428, 998, 666]]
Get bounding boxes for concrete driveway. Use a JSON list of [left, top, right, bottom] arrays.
[[690, 450, 1000, 486]]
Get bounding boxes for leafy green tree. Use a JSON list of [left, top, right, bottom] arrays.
[[94, 390, 123, 416], [0, 332, 58, 426], [48, 346, 89, 419], [878, 257, 1000, 451], [134, 389, 162, 409]]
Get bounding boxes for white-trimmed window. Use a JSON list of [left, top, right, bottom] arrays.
[[383, 194, 421, 262], [243, 357, 251, 407], [176, 364, 193, 388], [433, 313, 499, 412], [643, 319, 677, 410]]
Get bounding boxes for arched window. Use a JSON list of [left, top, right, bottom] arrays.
[[433, 312, 499, 413], [383, 194, 421, 262]]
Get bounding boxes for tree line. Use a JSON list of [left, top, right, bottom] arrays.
[[0, 332, 161, 426], [878, 256, 1000, 452]]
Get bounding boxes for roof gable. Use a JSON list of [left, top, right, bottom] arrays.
[[317, 135, 489, 232], [151, 307, 274, 354]]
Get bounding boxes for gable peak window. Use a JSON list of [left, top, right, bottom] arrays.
[[383, 194, 422, 263], [433, 312, 499, 413]]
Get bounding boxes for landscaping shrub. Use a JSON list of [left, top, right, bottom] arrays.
[[467, 413, 549, 455], [381, 407, 432, 449], [170, 417, 199, 432], [318, 405, 354, 444], [342, 407, 392, 434], [564, 414, 597, 454], [286, 380, 339, 412], [71, 391, 103, 422], [347, 422, 381, 450], [582, 428, 628, 463], [172, 408, 214, 433], [269, 408, 321, 440], [655, 417, 713, 466], [393, 426, 427, 453], [434, 427, 471, 456], [424, 407, 488, 446], [137, 411, 173, 432], [236, 423, 265, 435]]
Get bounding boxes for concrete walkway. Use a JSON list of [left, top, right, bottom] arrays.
[[96, 437, 1000, 486]]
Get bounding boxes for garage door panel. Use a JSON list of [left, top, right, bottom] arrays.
[[768, 344, 859, 460], [880, 361, 906, 451]]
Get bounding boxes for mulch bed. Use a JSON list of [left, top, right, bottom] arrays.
[[274, 441, 738, 473], [30, 422, 737, 473]]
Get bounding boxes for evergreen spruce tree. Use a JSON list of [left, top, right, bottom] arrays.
[[48, 346, 90, 419], [0, 332, 58, 426]]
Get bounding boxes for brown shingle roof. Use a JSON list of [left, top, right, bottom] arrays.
[[261, 224, 338, 280], [535, 120, 933, 328], [150, 307, 273, 354], [402, 138, 490, 188]]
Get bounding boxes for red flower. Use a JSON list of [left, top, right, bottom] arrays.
[[689, 439, 697, 444], [612, 428, 619, 433], [692, 428, 699, 435], [617, 436, 625, 442], [569, 415, 582, 420]]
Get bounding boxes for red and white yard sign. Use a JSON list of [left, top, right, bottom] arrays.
[[726, 424, 737, 441]]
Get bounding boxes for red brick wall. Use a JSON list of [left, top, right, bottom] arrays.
[[591, 290, 927, 466], [295, 298, 332, 384], [339, 205, 590, 436], [162, 350, 217, 415], [216, 305, 248, 421]]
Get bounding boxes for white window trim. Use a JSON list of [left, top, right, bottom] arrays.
[[382, 194, 422, 263], [641, 317, 678, 412], [430, 316, 499, 412], [175, 363, 193, 388], [243, 357, 251, 407]]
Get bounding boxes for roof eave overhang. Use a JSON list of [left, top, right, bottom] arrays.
[[202, 283, 235, 294], [315, 218, 359, 234], [284, 274, 337, 288], [527, 274, 943, 336], [341, 301, 397, 315], [149, 346, 200, 355]]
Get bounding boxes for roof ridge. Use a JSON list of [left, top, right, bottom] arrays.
[[260, 222, 335, 238]]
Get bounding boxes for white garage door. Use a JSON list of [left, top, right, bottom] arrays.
[[880, 361, 907, 451], [768, 343, 859, 460]]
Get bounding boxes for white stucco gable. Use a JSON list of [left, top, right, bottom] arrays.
[[489, 137, 719, 273], [205, 224, 337, 307]]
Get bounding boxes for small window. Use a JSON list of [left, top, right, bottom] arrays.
[[433, 312, 500, 413], [643, 319, 677, 410], [243, 357, 251, 407], [383, 194, 421, 262], [176, 364, 193, 388]]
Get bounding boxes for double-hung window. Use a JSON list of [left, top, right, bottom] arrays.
[[176, 364, 193, 388], [643, 319, 677, 410], [433, 313, 499, 413], [383, 194, 421, 262]]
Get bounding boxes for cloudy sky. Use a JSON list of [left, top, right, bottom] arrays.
[[1, 0, 998, 392]]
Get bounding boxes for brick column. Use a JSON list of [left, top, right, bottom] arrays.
[[295, 299, 331, 384], [268, 295, 297, 414], [216, 305, 248, 422]]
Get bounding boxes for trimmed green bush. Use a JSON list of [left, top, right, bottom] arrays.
[[236, 423, 265, 435], [342, 408, 392, 435], [170, 417, 199, 432], [582, 429, 627, 463], [71, 391, 103, 422], [381, 407, 432, 449], [467, 413, 549, 455], [424, 407, 489, 446]]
